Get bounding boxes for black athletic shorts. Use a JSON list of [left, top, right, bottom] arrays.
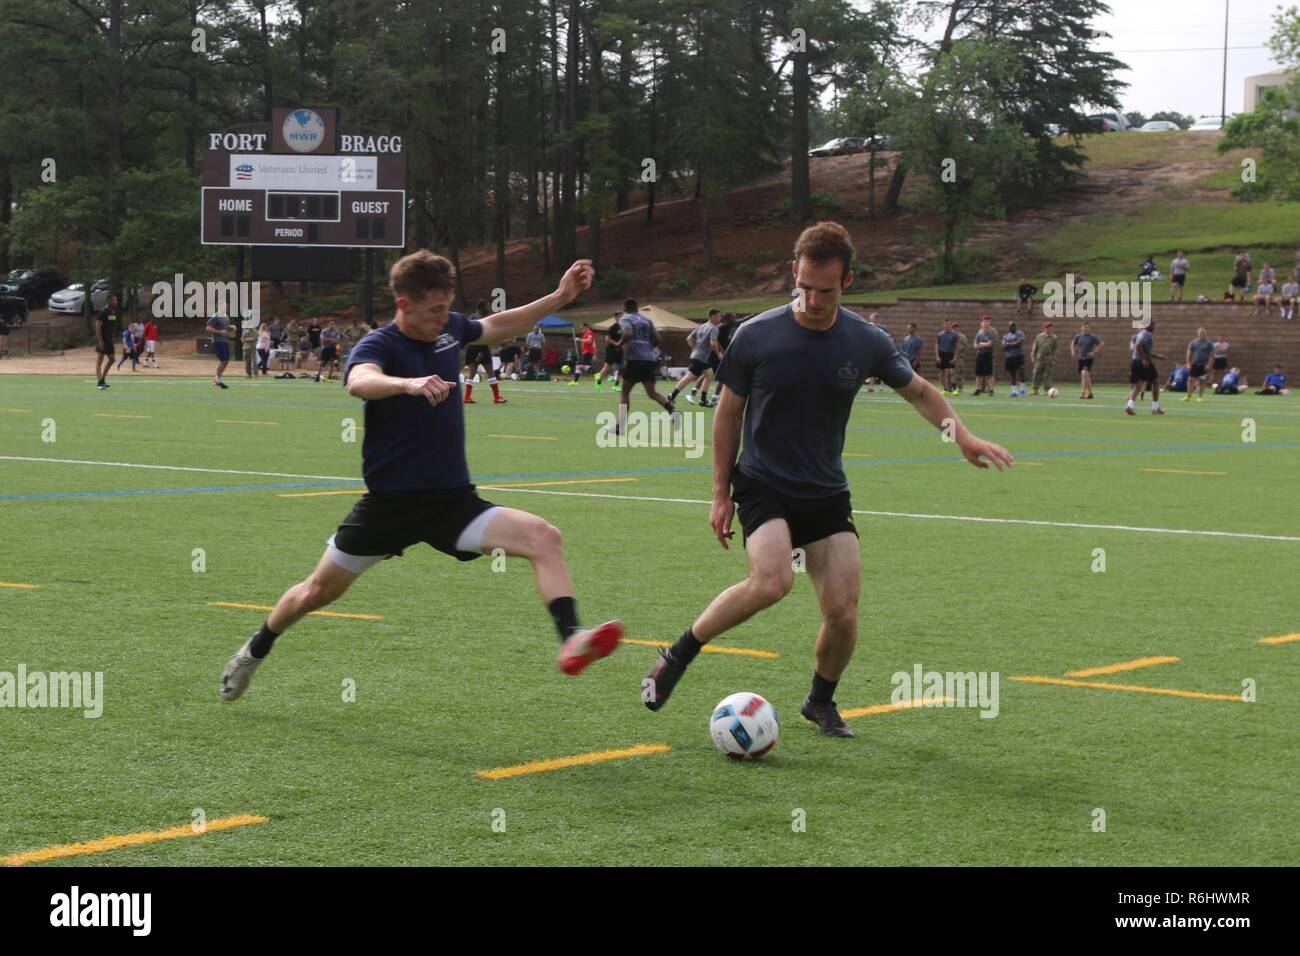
[[1173, 274, 1186, 286], [1078, 357, 1094, 371], [1213, 356, 1228, 370], [1190, 362, 1207, 379], [320, 344, 339, 364], [604, 345, 623, 365], [688, 358, 710, 376], [1231, 274, 1247, 288], [731, 468, 857, 550], [527, 347, 542, 363], [213, 340, 230, 362], [1005, 354, 1025, 372], [465, 344, 493, 368], [623, 359, 657, 384], [333, 486, 498, 563], [1129, 359, 1157, 384], [97, 344, 115, 357], [937, 351, 955, 370], [975, 352, 993, 376]]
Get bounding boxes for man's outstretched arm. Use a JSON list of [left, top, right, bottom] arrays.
[[894, 374, 1015, 470], [472, 259, 594, 346]]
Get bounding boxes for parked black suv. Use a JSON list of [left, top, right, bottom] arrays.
[[0, 268, 70, 308]]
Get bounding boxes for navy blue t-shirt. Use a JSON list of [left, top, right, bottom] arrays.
[[343, 315, 484, 492]]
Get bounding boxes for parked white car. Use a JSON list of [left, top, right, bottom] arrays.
[[1139, 120, 1181, 132], [1189, 115, 1226, 131], [48, 278, 111, 315]]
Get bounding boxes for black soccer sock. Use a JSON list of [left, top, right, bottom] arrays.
[[248, 620, 281, 659], [669, 628, 703, 666], [810, 671, 838, 704], [668, 387, 679, 401], [548, 596, 580, 642]]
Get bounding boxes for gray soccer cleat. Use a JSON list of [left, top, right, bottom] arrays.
[[220, 638, 263, 701]]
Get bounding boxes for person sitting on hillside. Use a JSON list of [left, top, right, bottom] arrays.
[[1280, 275, 1299, 321], [1254, 279, 1276, 316], [1166, 362, 1189, 392], [1257, 365, 1289, 395], [1214, 367, 1243, 394], [1016, 278, 1037, 312], [1137, 254, 1161, 280]]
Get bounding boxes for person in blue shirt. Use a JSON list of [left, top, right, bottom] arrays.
[[1166, 363, 1189, 392], [1258, 365, 1288, 395], [221, 251, 622, 703], [1214, 367, 1243, 395]]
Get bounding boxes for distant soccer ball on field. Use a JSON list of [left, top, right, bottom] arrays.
[[1047, 387, 1058, 398], [510, 373, 519, 380], [709, 692, 779, 759], [561, 364, 571, 374]]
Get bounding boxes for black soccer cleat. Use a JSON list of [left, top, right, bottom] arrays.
[[800, 696, 855, 737], [642, 648, 686, 711]]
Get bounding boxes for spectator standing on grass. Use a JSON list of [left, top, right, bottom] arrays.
[[1183, 327, 1214, 402], [525, 324, 545, 377], [242, 323, 258, 377], [1170, 251, 1190, 301], [1209, 335, 1230, 387], [319, 321, 343, 381], [1002, 320, 1027, 398], [935, 319, 959, 395], [308, 319, 323, 365], [205, 311, 232, 389], [1031, 321, 1058, 396], [257, 323, 272, 376], [269, 319, 283, 351], [1071, 321, 1103, 400], [973, 315, 997, 396], [1016, 278, 1037, 313], [1231, 250, 1252, 303], [953, 322, 969, 395], [901, 322, 923, 373]]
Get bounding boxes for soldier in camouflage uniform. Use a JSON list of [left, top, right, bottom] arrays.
[[1031, 321, 1058, 395], [953, 321, 969, 394]]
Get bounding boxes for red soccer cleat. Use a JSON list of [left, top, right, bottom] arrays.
[[557, 620, 623, 676]]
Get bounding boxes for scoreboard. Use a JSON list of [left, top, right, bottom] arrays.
[[200, 107, 405, 249]]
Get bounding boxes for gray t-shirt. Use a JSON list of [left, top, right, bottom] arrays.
[[1002, 330, 1025, 356], [937, 329, 960, 354], [525, 330, 545, 350], [1073, 332, 1101, 359], [208, 313, 230, 343], [1171, 256, 1190, 276], [901, 334, 923, 361], [619, 312, 659, 362], [1130, 329, 1154, 361], [1187, 337, 1213, 365], [974, 329, 997, 349], [715, 305, 914, 498], [689, 321, 719, 362]]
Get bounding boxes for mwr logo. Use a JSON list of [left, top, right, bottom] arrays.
[[282, 109, 326, 153], [50, 886, 151, 936], [838, 361, 860, 382]]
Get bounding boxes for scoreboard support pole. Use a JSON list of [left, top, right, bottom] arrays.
[[364, 249, 375, 328], [234, 247, 246, 362]]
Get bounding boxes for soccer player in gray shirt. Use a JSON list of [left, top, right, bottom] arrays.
[[612, 299, 675, 429], [901, 323, 923, 371], [642, 222, 1014, 736], [1184, 327, 1214, 402], [669, 309, 722, 407]]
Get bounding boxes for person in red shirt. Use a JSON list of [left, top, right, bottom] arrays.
[[572, 323, 596, 385], [143, 319, 160, 368]]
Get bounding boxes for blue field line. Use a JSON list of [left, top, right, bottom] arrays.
[[0, 480, 360, 502]]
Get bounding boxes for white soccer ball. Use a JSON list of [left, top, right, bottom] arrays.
[[1047, 387, 1058, 398], [709, 692, 779, 760], [510, 373, 519, 380]]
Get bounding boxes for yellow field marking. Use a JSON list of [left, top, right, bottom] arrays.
[[0, 408, 32, 413], [1065, 656, 1180, 678], [841, 696, 957, 719], [92, 413, 152, 419], [843, 453, 873, 458], [0, 582, 39, 590], [476, 743, 671, 781], [623, 637, 780, 660], [1015, 461, 1045, 466], [1257, 633, 1300, 645], [208, 600, 382, 621], [487, 433, 559, 441], [276, 489, 365, 498], [217, 419, 280, 426], [1, 813, 270, 867], [1010, 675, 1243, 702], [1137, 467, 1228, 477], [482, 477, 639, 489]]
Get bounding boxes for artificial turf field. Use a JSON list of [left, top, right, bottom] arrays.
[[1, 370, 1297, 867]]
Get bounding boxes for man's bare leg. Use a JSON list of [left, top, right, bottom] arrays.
[[799, 531, 861, 736]]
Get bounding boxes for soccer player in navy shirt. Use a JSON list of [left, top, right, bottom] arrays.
[[221, 251, 622, 701], [642, 222, 1014, 736]]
